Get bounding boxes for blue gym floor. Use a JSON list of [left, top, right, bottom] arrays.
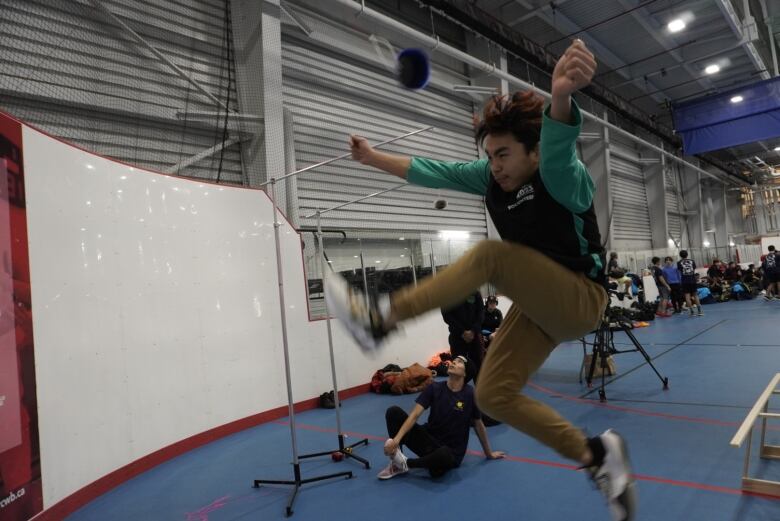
[[67, 300, 780, 521]]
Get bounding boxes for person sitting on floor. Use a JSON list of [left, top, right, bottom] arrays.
[[379, 356, 505, 480], [742, 264, 761, 297], [724, 261, 742, 283]]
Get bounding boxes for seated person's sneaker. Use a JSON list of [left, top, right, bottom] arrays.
[[325, 272, 393, 350], [586, 429, 637, 521], [391, 448, 408, 468], [377, 450, 408, 480]]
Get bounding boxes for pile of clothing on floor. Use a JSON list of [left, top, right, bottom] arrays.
[[370, 363, 434, 394]]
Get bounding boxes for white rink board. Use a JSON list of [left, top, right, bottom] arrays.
[[22, 125, 451, 507]]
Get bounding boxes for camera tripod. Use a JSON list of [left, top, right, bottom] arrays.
[[580, 303, 669, 402]]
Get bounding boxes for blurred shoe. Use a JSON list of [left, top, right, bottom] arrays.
[[586, 429, 637, 521], [325, 272, 393, 350]]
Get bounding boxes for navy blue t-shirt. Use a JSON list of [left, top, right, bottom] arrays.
[[677, 259, 697, 283], [764, 252, 777, 274], [416, 381, 481, 465]]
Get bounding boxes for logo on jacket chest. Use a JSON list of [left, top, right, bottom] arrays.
[[507, 184, 534, 210]]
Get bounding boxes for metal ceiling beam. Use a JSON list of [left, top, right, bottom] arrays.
[[614, 0, 717, 97], [509, 0, 668, 104], [645, 0, 712, 18], [605, 33, 740, 89], [758, 0, 779, 76], [309, 0, 749, 186], [507, 0, 576, 26], [714, 0, 771, 80]]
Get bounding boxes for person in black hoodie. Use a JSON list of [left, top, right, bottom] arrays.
[[482, 295, 503, 340], [442, 291, 485, 380]]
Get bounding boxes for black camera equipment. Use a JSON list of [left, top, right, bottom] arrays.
[[580, 290, 669, 402]]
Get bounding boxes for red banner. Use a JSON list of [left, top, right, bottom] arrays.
[[0, 114, 42, 520]]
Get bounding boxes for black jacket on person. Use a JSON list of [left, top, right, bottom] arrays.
[[442, 291, 484, 338], [482, 308, 503, 333]]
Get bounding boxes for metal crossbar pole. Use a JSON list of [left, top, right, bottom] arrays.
[[259, 126, 434, 187], [302, 184, 408, 219]]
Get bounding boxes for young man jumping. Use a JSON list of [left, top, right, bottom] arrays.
[[328, 40, 636, 521]]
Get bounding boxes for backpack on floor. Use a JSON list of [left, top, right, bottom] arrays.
[[582, 352, 617, 377]]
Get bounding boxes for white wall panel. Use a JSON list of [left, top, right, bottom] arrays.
[[22, 125, 452, 507]]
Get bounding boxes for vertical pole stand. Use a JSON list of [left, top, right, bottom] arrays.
[[252, 180, 352, 517]]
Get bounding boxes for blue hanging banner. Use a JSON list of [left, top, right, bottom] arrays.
[[672, 76, 780, 155]]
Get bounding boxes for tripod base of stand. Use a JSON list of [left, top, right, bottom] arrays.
[[253, 435, 369, 516], [298, 435, 371, 468], [254, 463, 353, 517]]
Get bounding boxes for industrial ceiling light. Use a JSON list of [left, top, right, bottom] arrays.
[[730, 95, 744, 103], [668, 19, 686, 32], [704, 64, 720, 74], [774, 146, 780, 151]]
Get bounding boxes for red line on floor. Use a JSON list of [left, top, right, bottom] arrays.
[[284, 422, 780, 501], [527, 382, 741, 427]]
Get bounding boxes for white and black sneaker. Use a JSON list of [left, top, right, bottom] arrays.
[[587, 429, 637, 521], [324, 271, 392, 350]]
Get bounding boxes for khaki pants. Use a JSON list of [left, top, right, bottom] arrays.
[[392, 240, 607, 461]]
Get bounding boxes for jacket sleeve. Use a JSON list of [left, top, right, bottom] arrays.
[[442, 307, 465, 332], [407, 157, 490, 195], [538, 100, 594, 214]]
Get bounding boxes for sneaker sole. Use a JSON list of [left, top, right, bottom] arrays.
[[324, 272, 381, 351], [609, 430, 638, 521], [377, 468, 408, 480]]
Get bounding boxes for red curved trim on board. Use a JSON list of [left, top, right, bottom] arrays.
[[28, 384, 369, 521]]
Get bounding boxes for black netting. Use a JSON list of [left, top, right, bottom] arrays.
[[0, 0, 249, 184]]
